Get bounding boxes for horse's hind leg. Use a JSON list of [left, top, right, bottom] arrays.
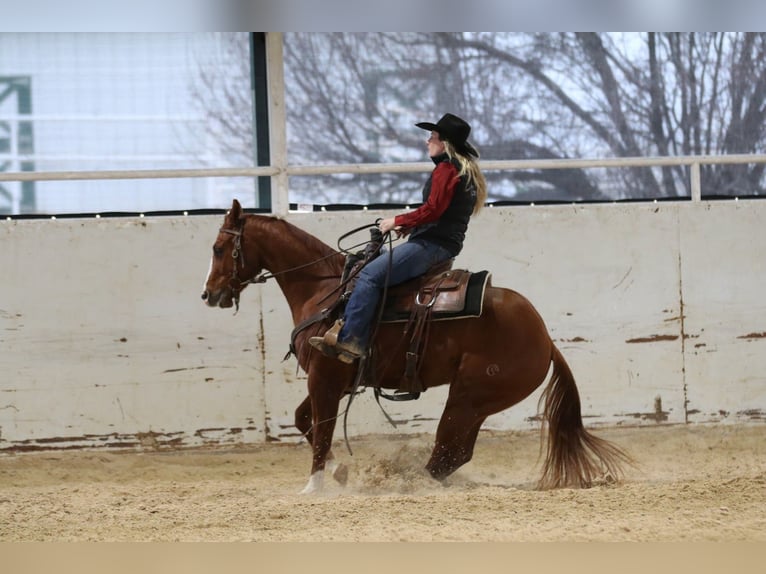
[[426, 399, 486, 480], [294, 394, 348, 488]]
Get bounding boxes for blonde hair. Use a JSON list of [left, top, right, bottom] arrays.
[[443, 140, 488, 215]]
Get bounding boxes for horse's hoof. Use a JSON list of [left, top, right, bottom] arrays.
[[332, 463, 349, 486], [300, 471, 324, 495]]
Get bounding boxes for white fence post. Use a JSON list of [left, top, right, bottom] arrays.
[[690, 161, 702, 202], [265, 32, 289, 216]]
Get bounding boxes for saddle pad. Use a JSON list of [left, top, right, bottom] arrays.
[[381, 270, 491, 323]]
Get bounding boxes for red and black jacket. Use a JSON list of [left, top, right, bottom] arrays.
[[395, 152, 476, 256]]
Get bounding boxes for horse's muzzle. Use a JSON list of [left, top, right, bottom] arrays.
[[201, 289, 219, 306], [201, 289, 233, 308]]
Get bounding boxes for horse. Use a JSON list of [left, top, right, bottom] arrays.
[[201, 199, 630, 494]]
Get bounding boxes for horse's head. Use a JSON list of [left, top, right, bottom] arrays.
[[201, 199, 260, 310]]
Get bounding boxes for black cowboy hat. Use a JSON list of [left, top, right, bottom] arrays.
[[416, 112, 478, 158]]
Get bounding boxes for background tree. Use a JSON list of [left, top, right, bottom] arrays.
[[195, 33, 766, 204], [188, 33, 253, 167]]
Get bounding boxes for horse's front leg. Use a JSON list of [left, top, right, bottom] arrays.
[[299, 368, 348, 495], [295, 394, 348, 489]]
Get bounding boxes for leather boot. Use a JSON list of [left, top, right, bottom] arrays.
[[308, 320, 365, 364]]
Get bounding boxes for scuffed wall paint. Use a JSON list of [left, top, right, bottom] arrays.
[[1, 217, 268, 451]]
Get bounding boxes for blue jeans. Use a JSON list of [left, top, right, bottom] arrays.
[[339, 238, 453, 346]]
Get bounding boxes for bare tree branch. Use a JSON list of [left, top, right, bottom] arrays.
[[191, 33, 766, 203]]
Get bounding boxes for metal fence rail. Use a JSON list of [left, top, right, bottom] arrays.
[[2, 153, 766, 215]]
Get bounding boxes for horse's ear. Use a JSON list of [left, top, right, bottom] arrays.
[[226, 199, 242, 224]]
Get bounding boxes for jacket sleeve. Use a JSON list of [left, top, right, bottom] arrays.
[[394, 162, 459, 229]]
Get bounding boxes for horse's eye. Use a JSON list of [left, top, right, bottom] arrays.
[[213, 246, 223, 257]]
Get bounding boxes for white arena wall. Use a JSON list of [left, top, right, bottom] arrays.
[[1, 200, 765, 452]]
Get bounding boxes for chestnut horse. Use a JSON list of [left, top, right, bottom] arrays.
[[202, 199, 630, 494]]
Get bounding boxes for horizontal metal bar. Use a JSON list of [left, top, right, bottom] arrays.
[[1, 153, 765, 183], [0, 167, 279, 182]]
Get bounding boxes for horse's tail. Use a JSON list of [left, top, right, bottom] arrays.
[[537, 344, 633, 489]]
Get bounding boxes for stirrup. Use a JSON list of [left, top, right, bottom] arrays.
[[308, 320, 361, 364], [308, 336, 357, 364], [323, 319, 344, 346]]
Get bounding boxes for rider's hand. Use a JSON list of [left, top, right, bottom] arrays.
[[378, 217, 400, 234]]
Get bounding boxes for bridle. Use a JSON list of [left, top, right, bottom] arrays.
[[217, 225, 249, 313]]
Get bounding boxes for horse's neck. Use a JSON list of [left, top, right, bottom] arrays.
[[248, 217, 342, 321]]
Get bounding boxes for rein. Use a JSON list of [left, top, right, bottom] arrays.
[[221, 220, 386, 313]]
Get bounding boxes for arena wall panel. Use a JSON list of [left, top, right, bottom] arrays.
[[1, 201, 764, 451]]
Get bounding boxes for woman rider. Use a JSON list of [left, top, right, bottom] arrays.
[[310, 113, 488, 363]]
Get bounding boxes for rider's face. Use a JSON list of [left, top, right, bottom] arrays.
[[426, 131, 446, 157]]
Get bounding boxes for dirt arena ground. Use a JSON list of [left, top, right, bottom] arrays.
[[1, 423, 764, 542]]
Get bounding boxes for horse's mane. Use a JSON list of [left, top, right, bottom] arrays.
[[245, 214, 344, 274]]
